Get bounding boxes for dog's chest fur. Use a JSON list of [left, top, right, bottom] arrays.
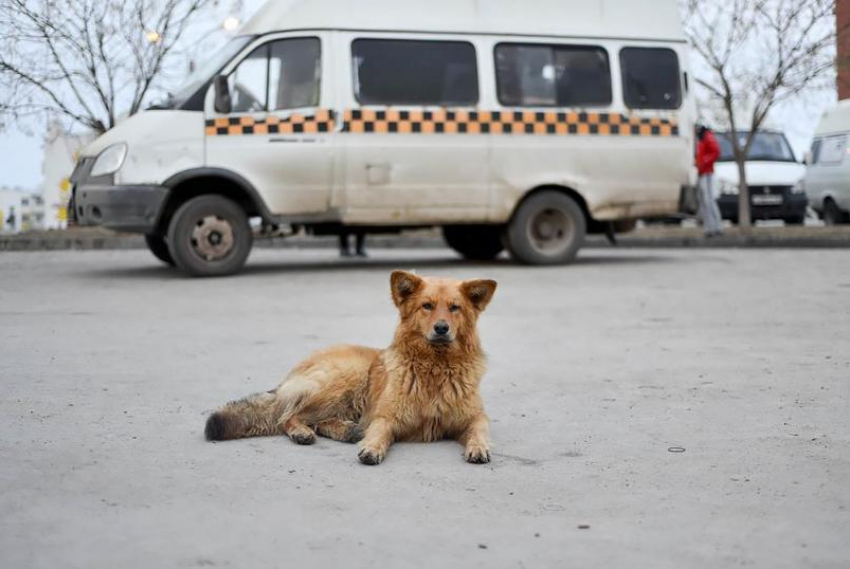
[[384, 352, 486, 442]]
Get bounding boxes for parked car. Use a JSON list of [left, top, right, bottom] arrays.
[[70, 0, 696, 276], [801, 101, 850, 225], [712, 130, 807, 225]]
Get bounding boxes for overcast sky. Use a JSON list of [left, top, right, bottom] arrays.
[[0, 0, 839, 190]]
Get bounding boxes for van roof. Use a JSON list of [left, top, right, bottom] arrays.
[[815, 99, 850, 136], [240, 0, 687, 43]]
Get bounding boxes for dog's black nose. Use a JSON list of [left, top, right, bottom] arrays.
[[433, 321, 450, 335]]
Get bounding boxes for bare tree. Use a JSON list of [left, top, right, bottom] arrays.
[[682, 0, 838, 229], [0, 0, 224, 135]]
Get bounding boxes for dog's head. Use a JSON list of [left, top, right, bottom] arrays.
[[390, 271, 497, 349]]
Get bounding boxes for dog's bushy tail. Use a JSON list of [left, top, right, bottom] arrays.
[[205, 390, 281, 441]]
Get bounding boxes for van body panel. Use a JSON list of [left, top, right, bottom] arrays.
[[203, 32, 337, 216], [80, 111, 205, 187], [334, 31, 491, 224], [241, 0, 687, 43], [805, 102, 850, 214]]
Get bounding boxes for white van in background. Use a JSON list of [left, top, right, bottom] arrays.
[[802, 101, 850, 225], [713, 130, 807, 224], [70, 0, 695, 276]]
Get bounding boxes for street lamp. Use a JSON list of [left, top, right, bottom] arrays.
[[222, 16, 240, 32]]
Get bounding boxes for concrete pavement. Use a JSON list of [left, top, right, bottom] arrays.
[[1, 247, 848, 568]]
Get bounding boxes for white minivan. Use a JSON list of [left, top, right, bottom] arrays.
[[70, 0, 695, 276], [802, 100, 850, 225]]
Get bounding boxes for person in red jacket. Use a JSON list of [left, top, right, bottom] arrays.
[[695, 125, 723, 237]]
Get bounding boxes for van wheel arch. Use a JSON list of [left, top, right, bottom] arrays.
[[512, 185, 596, 227], [155, 168, 273, 235], [823, 197, 848, 225]]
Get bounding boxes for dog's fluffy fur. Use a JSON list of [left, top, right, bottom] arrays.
[[204, 270, 497, 465]]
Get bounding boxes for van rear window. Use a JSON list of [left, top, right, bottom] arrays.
[[620, 47, 681, 110], [352, 39, 478, 106], [495, 43, 611, 108]]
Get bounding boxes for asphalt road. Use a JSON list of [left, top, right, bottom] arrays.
[[1, 247, 849, 568]]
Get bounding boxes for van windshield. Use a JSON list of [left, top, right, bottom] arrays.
[[165, 36, 254, 109], [717, 131, 796, 162]]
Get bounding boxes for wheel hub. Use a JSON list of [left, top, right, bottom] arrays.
[[191, 216, 234, 261], [529, 208, 573, 253]]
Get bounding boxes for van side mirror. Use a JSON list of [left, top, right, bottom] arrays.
[[802, 151, 812, 165], [213, 75, 232, 114]]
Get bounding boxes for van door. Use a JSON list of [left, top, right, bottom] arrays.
[[336, 34, 490, 224], [808, 134, 848, 210], [205, 33, 336, 217]]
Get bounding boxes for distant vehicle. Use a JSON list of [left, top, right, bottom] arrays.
[[713, 130, 807, 225], [801, 101, 850, 225], [70, 0, 696, 277]]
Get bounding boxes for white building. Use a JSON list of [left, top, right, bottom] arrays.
[[0, 186, 44, 233], [41, 123, 95, 230]]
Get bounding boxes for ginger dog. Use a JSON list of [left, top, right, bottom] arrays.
[[204, 271, 497, 465]]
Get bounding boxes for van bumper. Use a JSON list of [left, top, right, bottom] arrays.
[[70, 184, 168, 233], [717, 192, 808, 221]]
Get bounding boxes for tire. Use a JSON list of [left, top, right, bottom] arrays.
[[442, 225, 504, 260], [505, 191, 586, 265], [166, 195, 253, 277], [823, 199, 848, 226], [144, 234, 175, 266]]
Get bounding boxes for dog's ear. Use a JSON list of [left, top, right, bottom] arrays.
[[390, 271, 424, 307], [461, 279, 497, 312]]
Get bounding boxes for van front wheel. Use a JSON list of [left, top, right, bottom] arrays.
[[166, 195, 253, 277], [442, 225, 504, 260], [506, 192, 586, 265]]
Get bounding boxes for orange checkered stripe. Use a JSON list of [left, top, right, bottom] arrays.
[[344, 109, 678, 136], [205, 109, 678, 136], [205, 109, 335, 135]]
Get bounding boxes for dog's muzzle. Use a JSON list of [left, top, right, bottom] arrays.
[[428, 320, 453, 345]]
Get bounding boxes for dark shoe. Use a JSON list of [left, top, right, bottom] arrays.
[[340, 249, 352, 257], [356, 250, 368, 258]]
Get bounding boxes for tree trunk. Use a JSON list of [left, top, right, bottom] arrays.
[[736, 157, 752, 231]]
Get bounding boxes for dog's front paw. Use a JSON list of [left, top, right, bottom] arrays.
[[290, 431, 316, 445], [464, 444, 491, 464], [358, 446, 385, 465], [344, 424, 365, 444]]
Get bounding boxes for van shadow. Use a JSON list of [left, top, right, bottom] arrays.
[[82, 249, 676, 280]]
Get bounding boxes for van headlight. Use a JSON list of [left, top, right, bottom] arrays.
[[90, 143, 128, 177], [717, 179, 739, 195], [791, 180, 805, 194]]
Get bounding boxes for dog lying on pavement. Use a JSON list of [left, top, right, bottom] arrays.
[[205, 270, 497, 465]]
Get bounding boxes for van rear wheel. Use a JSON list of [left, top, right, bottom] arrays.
[[823, 199, 848, 225], [442, 225, 504, 260], [166, 195, 253, 277], [506, 191, 586, 265], [144, 234, 175, 266]]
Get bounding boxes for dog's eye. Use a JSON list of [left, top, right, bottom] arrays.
[[422, 302, 434, 310], [449, 304, 461, 313]]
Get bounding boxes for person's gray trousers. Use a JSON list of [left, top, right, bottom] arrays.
[[698, 173, 723, 234]]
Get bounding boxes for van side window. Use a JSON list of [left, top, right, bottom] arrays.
[[229, 37, 321, 113], [818, 135, 847, 165], [269, 38, 321, 110], [494, 43, 612, 107], [230, 45, 269, 113], [352, 39, 478, 105], [619, 47, 681, 110]]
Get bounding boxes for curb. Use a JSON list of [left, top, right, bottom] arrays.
[[2, 228, 850, 252]]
